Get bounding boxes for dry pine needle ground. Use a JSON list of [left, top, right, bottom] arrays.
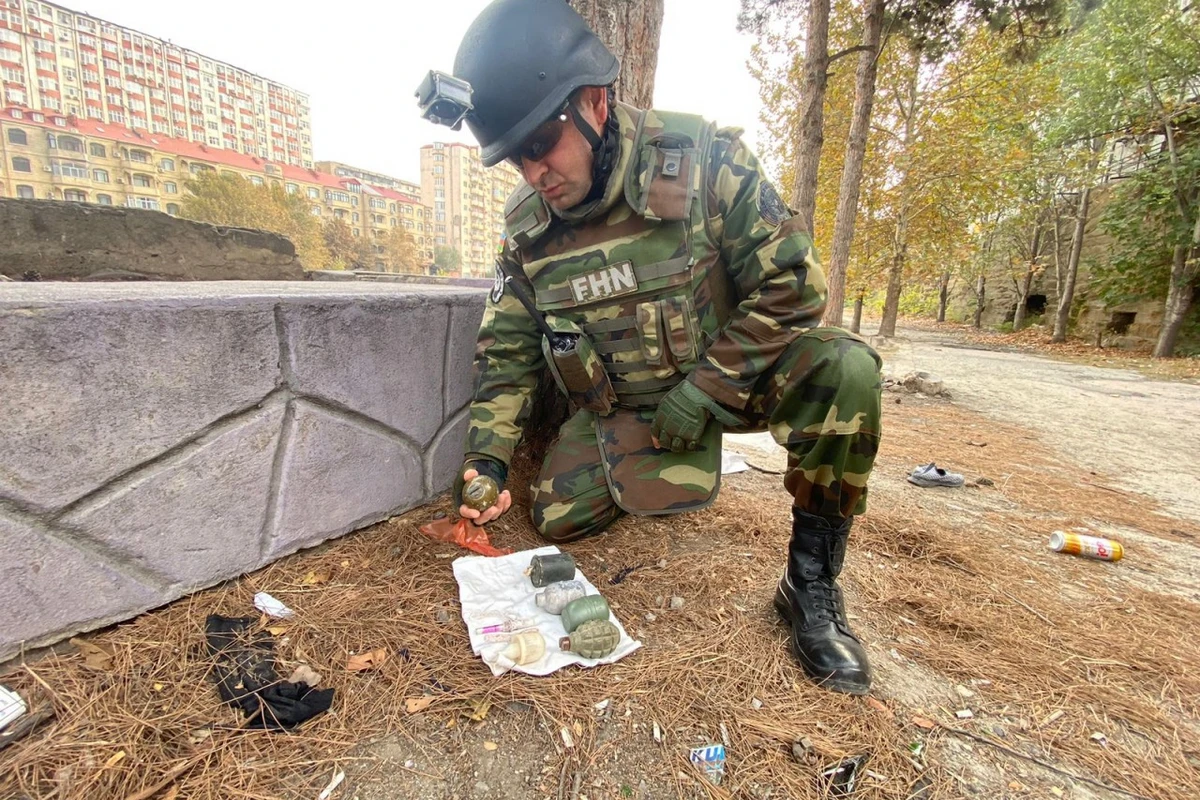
[[1, 396, 1197, 800]]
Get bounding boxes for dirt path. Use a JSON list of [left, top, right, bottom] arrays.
[[872, 323, 1200, 523]]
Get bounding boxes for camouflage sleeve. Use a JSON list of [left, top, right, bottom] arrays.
[[688, 129, 828, 410], [464, 254, 545, 467]]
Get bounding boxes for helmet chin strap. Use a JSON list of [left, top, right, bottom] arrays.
[[566, 94, 620, 205]]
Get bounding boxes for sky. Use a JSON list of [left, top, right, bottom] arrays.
[[69, 0, 765, 183]]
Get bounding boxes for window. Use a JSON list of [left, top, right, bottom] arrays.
[[6, 128, 27, 145], [159, 158, 174, 171], [285, 182, 298, 194], [163, 181, 177, 193], [53, 161, 88, 179], [90, 142, 106, 157], [128, 149, 149, 163], [11, 156, 31, 172], [132, 173, 152, 187], [58, 136, 83, 153], [307, 187, 318, 199], [96, 193, 112, 205], [64, 190, 86, 202], [92, 168, 109, 182], [129, 196, 159, 210], [17, 185, 35, 199], [249, 176, 263, 186], [166, 203, 179, 215]]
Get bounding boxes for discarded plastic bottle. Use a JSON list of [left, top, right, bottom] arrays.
[[560, 595, 611, 633], [1049, 531, 1124, 562], [528, 553, 576, 587], [535, 580, 587, 614]]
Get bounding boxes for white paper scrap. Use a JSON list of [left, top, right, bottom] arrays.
[[253, 591, 295, 619], [0, 686, 27, 732]]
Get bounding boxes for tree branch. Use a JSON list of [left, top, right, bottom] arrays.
[[828, 44, 872, 64]]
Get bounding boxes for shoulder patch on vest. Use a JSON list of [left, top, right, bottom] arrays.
[[758, 180, 789, 227], [490, 262, 506, 304]]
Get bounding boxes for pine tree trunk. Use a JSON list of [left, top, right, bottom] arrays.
[[879, 242, 905, 337], [850, 291, 864, 333], [568, 0, 664, 108], [937, 271, 950, 322], [1053, 186, 1092, 343], [973, 274, 986, 329], [822, 0, 885, 328], [1013, 266, 1034, 331], [1153, 234, 1198, 357], [789, 0, 831, 234]]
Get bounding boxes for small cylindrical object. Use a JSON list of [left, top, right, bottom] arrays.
[[1049, 531, 1124, 562], [475, 618, 536, 635], [559, 619, 621, 659], [535, 580, 587, 614], [462, 475, 500, 512], [529, 553, 576, 587], [560, 594, 611, 633]]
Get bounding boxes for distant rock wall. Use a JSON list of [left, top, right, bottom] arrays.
[[0, 199, 305, 281]]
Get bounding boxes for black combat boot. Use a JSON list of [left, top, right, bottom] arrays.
[[773, 507, 872, 695]]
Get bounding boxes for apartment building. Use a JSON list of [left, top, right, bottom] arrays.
[[420, 141, 522, 278], [0, 106, 433, 266], [0, 0, 313, 167], [315, 160, 422, 200]]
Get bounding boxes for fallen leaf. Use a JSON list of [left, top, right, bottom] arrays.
[[346, 647, 388, 672], [340, 560, 350, 568], [188, 728, 213, 746], [911, 716, 937, 730], [483, 741, 498, 751], [70, 638, 115, 671], [288, 665, 322, 687], [464, 698, 491, 722], [572, 720, 583, 737], [302, 569, 331, 586], [102, 750, 126, 768], [866, 697, 891, 716], [267, 626, 289, 636], [405, 696, 435, 714], [152, 683, 164, 692]]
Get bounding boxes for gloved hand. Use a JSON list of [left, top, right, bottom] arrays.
[[651, 380, 740, 452], [454, 458, 511, 524]]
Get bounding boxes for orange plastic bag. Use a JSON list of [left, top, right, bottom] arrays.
[[419, 517, 512, 557]]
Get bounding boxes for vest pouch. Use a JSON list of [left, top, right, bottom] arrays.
[[660, 295, 699, 366], [541, 325, 616, 416], [636, 301, 676, 379]]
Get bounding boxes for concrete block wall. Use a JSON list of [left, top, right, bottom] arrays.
[[0, 282, 485, 662]]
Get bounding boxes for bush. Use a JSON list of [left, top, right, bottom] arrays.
[[996, 321, 1014, 333]]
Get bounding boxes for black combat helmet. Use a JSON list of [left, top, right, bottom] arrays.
[[452, 0, 619, 167]]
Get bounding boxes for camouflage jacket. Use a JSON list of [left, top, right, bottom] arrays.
[[465, 103, 828, 469]]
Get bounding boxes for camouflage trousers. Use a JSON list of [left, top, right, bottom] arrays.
[[530, 328, 883, 542]]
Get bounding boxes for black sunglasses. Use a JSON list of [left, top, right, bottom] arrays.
[[507, 103, 572, 168]]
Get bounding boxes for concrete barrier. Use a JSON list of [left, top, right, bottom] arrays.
[[0, 282, 485, 661]]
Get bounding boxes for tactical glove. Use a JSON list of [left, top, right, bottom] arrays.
[[651, 380, 740, 452]]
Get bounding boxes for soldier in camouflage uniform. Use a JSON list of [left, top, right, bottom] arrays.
[[420, 0, 882, 695]]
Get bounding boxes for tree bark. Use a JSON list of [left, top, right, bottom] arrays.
[[568, 0, 665, 108], [850, 290, 864, 333], [937, 271, 950, 322], [1013, 266, 1034, 331], [822, 0, 885, 328], [877, 51, 919, 339], [973, 274, 986, 329], [1153, 210, 1200, 357], [789, 0, 831, 234], [1052, 186, 1092, 343]]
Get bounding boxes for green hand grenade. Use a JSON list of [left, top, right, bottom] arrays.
[[559, 619, 621, 659], [462, 475, 499, 512], [560, 594, 611, 633]]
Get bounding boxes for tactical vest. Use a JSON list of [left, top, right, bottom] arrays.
[[504, 106, 731, 410], [504, 106, 732, 516]]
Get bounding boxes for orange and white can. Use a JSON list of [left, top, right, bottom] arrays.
[[1049, 531, 1124, 562]]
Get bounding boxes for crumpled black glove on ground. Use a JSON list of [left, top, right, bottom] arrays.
[[204, 614, 334, 730]]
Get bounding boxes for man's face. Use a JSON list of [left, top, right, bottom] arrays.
[[510, 87, 607, 212]]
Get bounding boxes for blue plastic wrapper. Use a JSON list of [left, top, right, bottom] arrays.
[[689, 743, 726, 785]]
